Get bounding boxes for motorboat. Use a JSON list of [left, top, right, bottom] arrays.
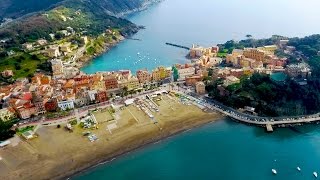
[[272, 169, 277, 175], [297, 167, 301, 172], [313, 172, 318, 178]]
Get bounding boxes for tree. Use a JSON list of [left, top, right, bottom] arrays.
[[246, 34, 252, 39], [172, 66, 179, 82], [0, 120, 15, 141], [14, 62, 21, 70], [122, 86, 128, 97]]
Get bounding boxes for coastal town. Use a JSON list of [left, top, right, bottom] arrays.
[[2, 0, 320, 179], [0, 12, 319, 178], [0, 36, 313, 124]]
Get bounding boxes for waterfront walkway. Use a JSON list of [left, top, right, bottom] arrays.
[[203, 97, 320, 127], [173, 84, 320, 128]]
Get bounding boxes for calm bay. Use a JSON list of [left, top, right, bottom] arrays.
[[77, 0, 320, 179]]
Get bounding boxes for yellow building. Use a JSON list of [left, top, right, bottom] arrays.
[[243, 68, 254, 76], [152, 67, 171, 81], [243, 48, 265, 62], [240, 58, 255, 68], [118, 77, 140, 90], [257, 45, 277, 54], [92, 80, 106, 91]]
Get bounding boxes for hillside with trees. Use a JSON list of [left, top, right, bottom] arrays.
[[206, 73, 320, 117], [0, 0, 157, 81], [207, 34, 320, 117], [0, 0, 155, 19], [288, 34, 320, 77]]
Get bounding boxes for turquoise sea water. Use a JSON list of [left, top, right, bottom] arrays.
[[81, 0, 320, 75], [73, 120, 320, 180], [77, 0, 320, 179]]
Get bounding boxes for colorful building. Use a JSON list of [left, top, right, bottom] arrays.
[[152, 67, 171, 81], [195, 82, 206, 94], [136, 70, 151, 84], [104, 76, 119, 90], [185, 75, 202, 86], [243, 48, 266, 62]]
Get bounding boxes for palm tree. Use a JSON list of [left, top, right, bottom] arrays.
[[246, 34, 252, 39]]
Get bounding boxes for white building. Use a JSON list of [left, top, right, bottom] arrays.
[[178, 67, 195, 81], [88, 90, 97, 102], [58, 100, 75, 111]]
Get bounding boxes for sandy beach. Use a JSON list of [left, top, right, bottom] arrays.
[[0, 95, 223, 180]]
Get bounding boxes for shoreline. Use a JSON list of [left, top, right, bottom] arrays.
[[0, 99, 224, 180], [66, 118, 222, 180], [74, 0, 164, 71], [115, 0, 164, 18], [75, 36, 126, 70]]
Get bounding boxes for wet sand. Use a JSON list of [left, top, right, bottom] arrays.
[[0, 96, 223, 180]]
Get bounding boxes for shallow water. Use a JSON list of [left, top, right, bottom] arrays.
[[73, 120, 320, 180]]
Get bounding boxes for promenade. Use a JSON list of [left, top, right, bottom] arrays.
[[173, 83, 320, 130], [202, 97, 320, 129]]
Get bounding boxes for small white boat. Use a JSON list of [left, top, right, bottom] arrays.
[[297, 167, 301, 171], [313, 172, 318, 178], [272, 169, 277, 175]]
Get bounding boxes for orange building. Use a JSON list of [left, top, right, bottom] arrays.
[[136, 70, 151, 84], [105, 76, 118, 90], [185, 75, 203, 86]]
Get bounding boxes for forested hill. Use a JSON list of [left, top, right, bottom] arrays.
[[0, 0, 156, 19], [0, 0, 64, 19], [0, 0, 159, 48]]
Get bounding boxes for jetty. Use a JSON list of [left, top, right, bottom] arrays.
[[165, 42, 190, 50]]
